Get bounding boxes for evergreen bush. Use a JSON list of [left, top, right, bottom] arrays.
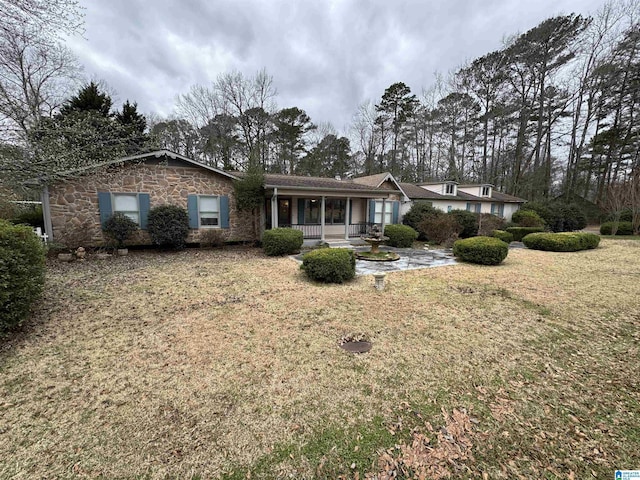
[[262, 228, 303, 256], [418, 215, 462, 245], [301, 248, 356, 283], [506, 226, 545, 241], [147, 205, 190, 249], [512, 209, 544, 227], [452, 236, 509, 265], [102, 212, 138, 248], [402, 202, 441, 239], [492, 230, 514, 243], [522, 232, 600, 252], [384, 224, 418, 247], [600, 221, 634, 235], [448, 209, 479, 238], [0, 220, 45, 331]]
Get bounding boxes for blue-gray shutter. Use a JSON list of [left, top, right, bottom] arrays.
[[466, 202, 471, 211], [220, 195, 230, 228], [187, 195, 199, 229], [369, 200, 375, 223], [139, 193, 150, 229], [298, 199, 305, 224], [392, 201, 400, 224], [98, 192, 112, 227]]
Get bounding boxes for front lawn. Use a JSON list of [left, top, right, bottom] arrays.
[[1, 240, 639, 478]]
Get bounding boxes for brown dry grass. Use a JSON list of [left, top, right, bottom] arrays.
[[1, 240, 639, 479]]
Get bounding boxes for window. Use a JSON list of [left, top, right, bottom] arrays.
[[199, 196, 219, 227], [374, 200, 393, 225], [482, 186, 491, 197], [113, 194, 140, 224], [325, 199, 346, 224], [447, 205, 452, 212], [445, 183, 455, 195], [491, 203, 504, 217], [304, 199, 321, 224], [466, 202, 481, 213]]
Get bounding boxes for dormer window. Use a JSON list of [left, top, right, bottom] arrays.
[[445, 183, 456, 195], [481, 185, 491, 197]]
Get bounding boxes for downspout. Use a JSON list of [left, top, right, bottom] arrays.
[[41, 185, 53, 242]]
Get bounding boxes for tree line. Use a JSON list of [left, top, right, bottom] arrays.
[[0, 0, 638, 212]]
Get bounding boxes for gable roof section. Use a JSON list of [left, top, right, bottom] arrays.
[[51, 149, 240, 182], [353, 172, 408, 199], [401, 182, 526, 203]]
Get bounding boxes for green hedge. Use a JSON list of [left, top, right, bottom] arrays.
[[301, 248, 355, 283], [0, 220, 45, 331], [384, 224, 418, 247], [263, 228, 303, 256], [522, 232, 600, 252], [452, 236, 509, 265], [492, 230, 514, 243], [148, 205, 190, 249], [600, 221, 634, 235], [506, 226, 545, 241]]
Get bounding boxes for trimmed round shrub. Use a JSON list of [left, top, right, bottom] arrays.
[[263, 228, 303, 256], [0, 220, 45, 331], [506, 226, 545, 242], [512, 209, 544, 227], [448, 209, 479, 238], [453, 236, 509, 265], [147, 205, 190, 249], [492, 230, 514, 243], [522, 232, 600, 252], [600, 221, 634, 235], [402, 202, 442, 239], [102, 212, 138, 247], [521, 201, 587, 232], [301, 248, 355, 283], [384, 224, 418, 247]]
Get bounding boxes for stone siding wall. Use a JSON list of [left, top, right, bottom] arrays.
[[48, 162, 257, 247]]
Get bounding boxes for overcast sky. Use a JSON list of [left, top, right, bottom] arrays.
[[68, 0, 609, 132]]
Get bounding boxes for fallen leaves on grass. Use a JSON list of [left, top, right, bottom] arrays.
[[367, 407, 477, 479]]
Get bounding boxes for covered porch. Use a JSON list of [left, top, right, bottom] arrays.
[[265, 190, 400, 241]]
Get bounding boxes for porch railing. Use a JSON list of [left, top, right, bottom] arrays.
[[275, 222, 381, 240]]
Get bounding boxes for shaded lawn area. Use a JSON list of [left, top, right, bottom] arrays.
[[1, 240, 639, 479]]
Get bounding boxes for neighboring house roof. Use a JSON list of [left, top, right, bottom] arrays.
[[400, 182, 526, 203], [399, 183, 447, 200]]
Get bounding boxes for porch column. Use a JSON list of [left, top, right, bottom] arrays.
[[271, 188, 278, 229], [381, 199, 387, 232], [320, 195, 326, 241], [344, 197, 350, 240], [41, 185, 53, 242]]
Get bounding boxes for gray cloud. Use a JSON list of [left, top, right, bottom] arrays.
[[69, 0, 608, 131]]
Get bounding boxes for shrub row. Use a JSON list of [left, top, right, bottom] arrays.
[[452, 236, 509, 265], [506, 226, 545, 242], [0, 220, 46, 331], [522, 232, 600, 252], [384, 224, 418, 247], [263, 228, 303, 256], [519, 202, 587, 232], [600, 221, 634, 235], [492, 230, 514, 243], [301, 248, 355, 283]]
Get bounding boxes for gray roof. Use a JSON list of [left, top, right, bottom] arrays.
[[400, 182, 526, 203]]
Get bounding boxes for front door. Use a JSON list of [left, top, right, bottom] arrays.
[[277, 198, 292, 227]]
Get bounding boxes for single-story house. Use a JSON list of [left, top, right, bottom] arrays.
[[41, 150, 409, 246], [398, 181, 526, 221]]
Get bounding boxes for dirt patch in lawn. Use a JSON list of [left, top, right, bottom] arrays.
[[1, 241, 639, 478]]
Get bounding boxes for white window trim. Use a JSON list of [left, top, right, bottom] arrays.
[[112, 193, 141, 226], [481, 186, 491, 197], [445, 183, 456, 195], [198, 195, 220, 228]]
